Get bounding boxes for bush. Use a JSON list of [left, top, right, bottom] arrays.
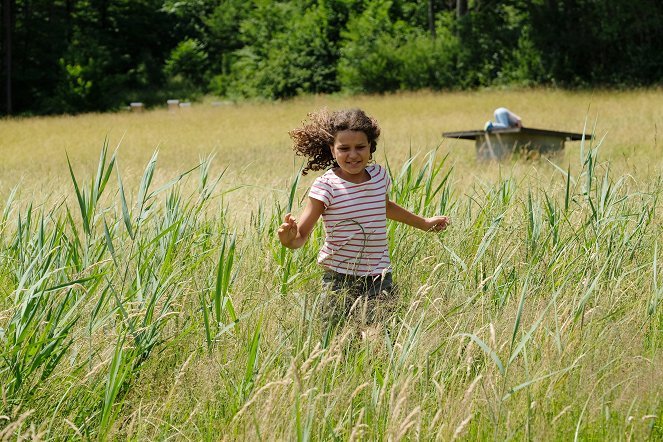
[[396, 29, 460, 91], [46, 39, 118, 114], [338, 3, 460, 93], [164, 38, 209, 89], [337, 0, 407, 93], [223, 1, 340, 99]]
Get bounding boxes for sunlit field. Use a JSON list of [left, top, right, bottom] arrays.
[[2, 89, 661, 205], [1, 89, 662, 440]]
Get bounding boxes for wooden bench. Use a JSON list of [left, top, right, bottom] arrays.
[[443, 127, 592, 160]]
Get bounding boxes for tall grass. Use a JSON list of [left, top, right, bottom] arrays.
[[1, 96, 663, 439], [0, 140, 236, 438], [1, 141, 661, 440]]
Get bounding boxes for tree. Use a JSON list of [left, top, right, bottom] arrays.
[[456, 0, 467, 18], [2, 0, 12, 114], [2, 0, 661, 115], [525, 0, 663, 85], [224, 0, 345, 99]]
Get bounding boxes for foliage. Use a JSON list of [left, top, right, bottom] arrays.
[[164, 38, 209, 89], [338, 11, 461, 93], [526, 0, 663, 86], [222, 0, 343, 98], [0, 0, 662, 114], [337, 0, 404, 93]]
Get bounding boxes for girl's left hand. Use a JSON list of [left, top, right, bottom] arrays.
[[424, 216, 450, 232]]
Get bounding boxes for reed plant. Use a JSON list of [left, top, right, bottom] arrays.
[[1, 90, 662, 440]]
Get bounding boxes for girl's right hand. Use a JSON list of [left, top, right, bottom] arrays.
[[278, 213, 298, 245]]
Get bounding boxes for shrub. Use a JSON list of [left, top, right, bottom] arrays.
[[164, 38, 209, 89], [337, 0, 407, 93], [338, 4, 460, 93], [224, 1, 340, 99]]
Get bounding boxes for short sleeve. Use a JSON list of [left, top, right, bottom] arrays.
[[384, 166, 392, 193], [373, 164, 391, 194], [309, 177, 333, 207]]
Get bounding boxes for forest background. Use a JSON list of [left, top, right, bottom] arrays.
[[1, 0, 662, 116]]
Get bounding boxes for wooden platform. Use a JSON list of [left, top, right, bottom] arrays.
[[443, 127, 592, 160]]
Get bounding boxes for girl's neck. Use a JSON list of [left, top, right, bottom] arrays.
[[332, 167, 371, 184]]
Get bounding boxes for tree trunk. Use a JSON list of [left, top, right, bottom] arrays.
[[428, 0, 436, 37], [2, 0, 11, 114], [456, 0, 468, 18]]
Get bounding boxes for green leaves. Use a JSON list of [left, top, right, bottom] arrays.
[[214, 233, 238, 326], [1, 139, 234, 435], [66, 138, 117, 239]]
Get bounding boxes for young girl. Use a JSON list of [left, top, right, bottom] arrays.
[[278, 108, 450, 324]]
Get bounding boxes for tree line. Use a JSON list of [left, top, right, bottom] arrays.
[[1, 0, 662, 116]]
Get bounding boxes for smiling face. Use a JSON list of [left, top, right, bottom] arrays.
[[330, 130, 371, 183]]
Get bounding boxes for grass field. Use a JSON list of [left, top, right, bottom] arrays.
[[1, 88, 662, 440]]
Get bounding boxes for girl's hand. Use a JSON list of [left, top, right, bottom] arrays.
[[423, 216, 450, 232], [278, 213, 298, 245]]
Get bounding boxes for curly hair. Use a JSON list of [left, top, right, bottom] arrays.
[[289, 108, 381, 175]]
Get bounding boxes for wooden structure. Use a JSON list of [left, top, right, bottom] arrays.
[[443, 127, 592, 160]]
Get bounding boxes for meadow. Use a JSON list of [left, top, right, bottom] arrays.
[[0, 88, 662, 440]]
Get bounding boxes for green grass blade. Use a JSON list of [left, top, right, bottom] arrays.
[[103, 217, 118, 267], [66, 153, 90, 236], [458, 333, 505, 375], [116, 161, 134, 239]]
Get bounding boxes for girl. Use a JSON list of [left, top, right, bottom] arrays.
[[278, 108, 450, 324]]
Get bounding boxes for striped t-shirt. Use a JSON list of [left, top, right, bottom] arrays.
[[309, 164, 391, 276]]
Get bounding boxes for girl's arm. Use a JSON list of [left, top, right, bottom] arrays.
[[278, 197, 325, 249], [386, 196, 450, 232]]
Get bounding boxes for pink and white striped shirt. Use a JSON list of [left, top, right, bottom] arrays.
[[309, 164, 391, 276]]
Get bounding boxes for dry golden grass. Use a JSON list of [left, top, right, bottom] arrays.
[[2, 88, 661, 204]]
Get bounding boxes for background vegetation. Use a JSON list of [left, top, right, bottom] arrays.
[[1, 0, 662, 115], [0, 90, 662, 439]]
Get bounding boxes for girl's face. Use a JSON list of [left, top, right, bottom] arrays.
[[330, 130, 371, 182]]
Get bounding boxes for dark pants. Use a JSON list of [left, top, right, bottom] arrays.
[[320, 270, 397, 327]]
